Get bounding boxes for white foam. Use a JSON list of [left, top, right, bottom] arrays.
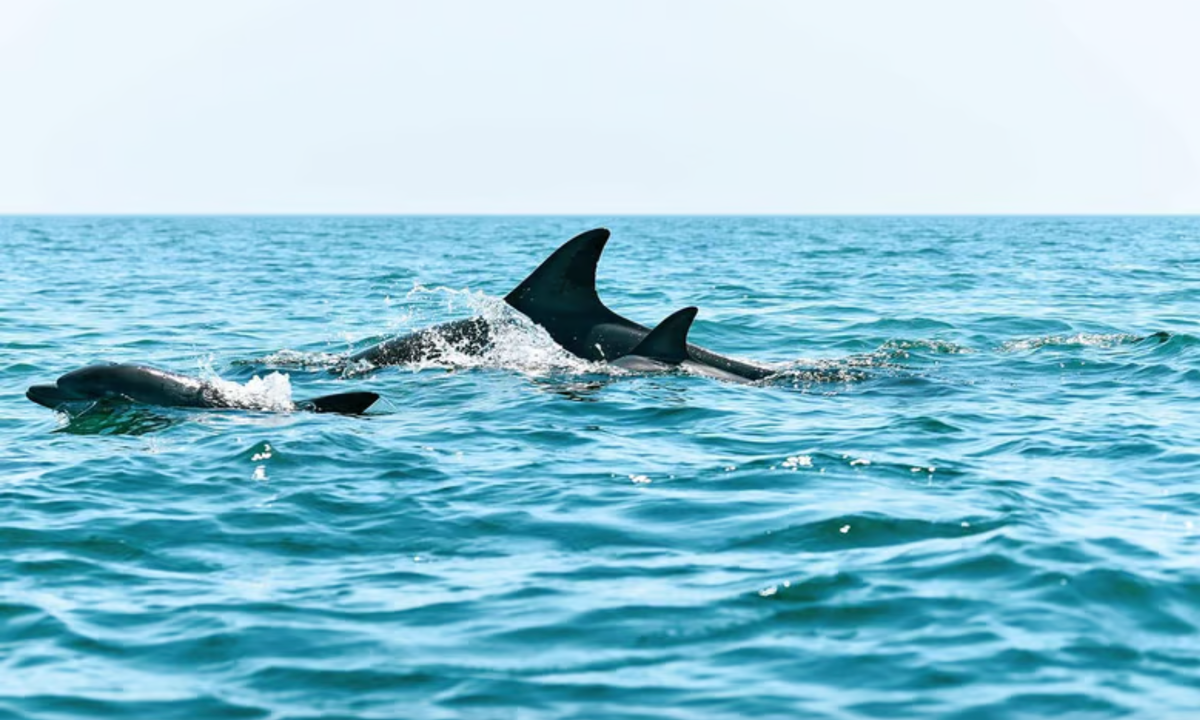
[[205, 372, 296, 412], [259, 349, 344, 370], [387, 286, 603, 377]]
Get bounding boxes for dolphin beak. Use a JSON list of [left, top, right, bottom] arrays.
[[26, 384, 74, 409]]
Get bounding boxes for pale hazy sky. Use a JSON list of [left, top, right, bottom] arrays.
[[1, 0, 1198, 214]]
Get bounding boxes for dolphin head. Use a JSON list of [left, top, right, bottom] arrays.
[[25, 365, 122, 408], [54, 364, 132, 398], [25, 383, 87, 409], [27, 364, 204, 410]]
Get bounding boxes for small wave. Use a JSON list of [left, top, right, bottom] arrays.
[[767, 343, 933, 386], [735, 514, 1003, 554], [256, 349, 345, 370], [878, 338, 974, 356], [56, 405, 184, 436], [1138, 331, 1200, 353], [1000, 333, 1148, 352], [846, 317, 958, 333], [768, 362, 876, 385]]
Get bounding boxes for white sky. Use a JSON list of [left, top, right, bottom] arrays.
[[1, 0, 1197, 214]]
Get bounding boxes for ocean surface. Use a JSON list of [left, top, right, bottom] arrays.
[[1, 216, 1198, 719]]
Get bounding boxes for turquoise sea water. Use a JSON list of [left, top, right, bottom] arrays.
[[1, 216, 1198, 719]]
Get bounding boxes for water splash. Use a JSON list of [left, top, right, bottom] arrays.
[[356, 286, 603, 377], [257, 349, 345, 370], [204, 372, 296, 412]]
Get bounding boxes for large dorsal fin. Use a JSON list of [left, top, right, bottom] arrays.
[[628, 307, 698, 364], [504, 228, 611, 317]]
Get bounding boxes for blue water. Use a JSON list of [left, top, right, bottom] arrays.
[[2, 216, 1198, 719]]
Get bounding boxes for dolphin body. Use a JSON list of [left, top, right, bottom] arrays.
[[349, 228, 777, 382], [27, 363, 378, 415], [610, 307, 754, 384]]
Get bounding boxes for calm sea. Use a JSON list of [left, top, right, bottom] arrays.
[[1, 216, 1198, 719]]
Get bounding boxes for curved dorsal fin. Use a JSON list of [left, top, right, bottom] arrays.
[[628, 307, 698, 364], [504, 228, 611, 317]]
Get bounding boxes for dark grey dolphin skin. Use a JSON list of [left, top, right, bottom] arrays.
[[611, 307, 754, 383], [349, 228, 778, 382], [27, 363, 378, 415]]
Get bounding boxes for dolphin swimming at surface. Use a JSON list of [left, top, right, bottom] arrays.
[[27, 363, 378, 415], [609, 307, 754, 384], [348, 228, 778, 382]]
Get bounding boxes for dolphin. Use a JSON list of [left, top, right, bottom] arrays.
[[27, 363, 378, 415], [349, 228, 778, 382], [611, 307, 754, 383]]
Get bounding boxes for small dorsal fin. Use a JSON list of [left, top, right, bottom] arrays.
[[504, 228, 611, 317], [628, 307, 698, 364]]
